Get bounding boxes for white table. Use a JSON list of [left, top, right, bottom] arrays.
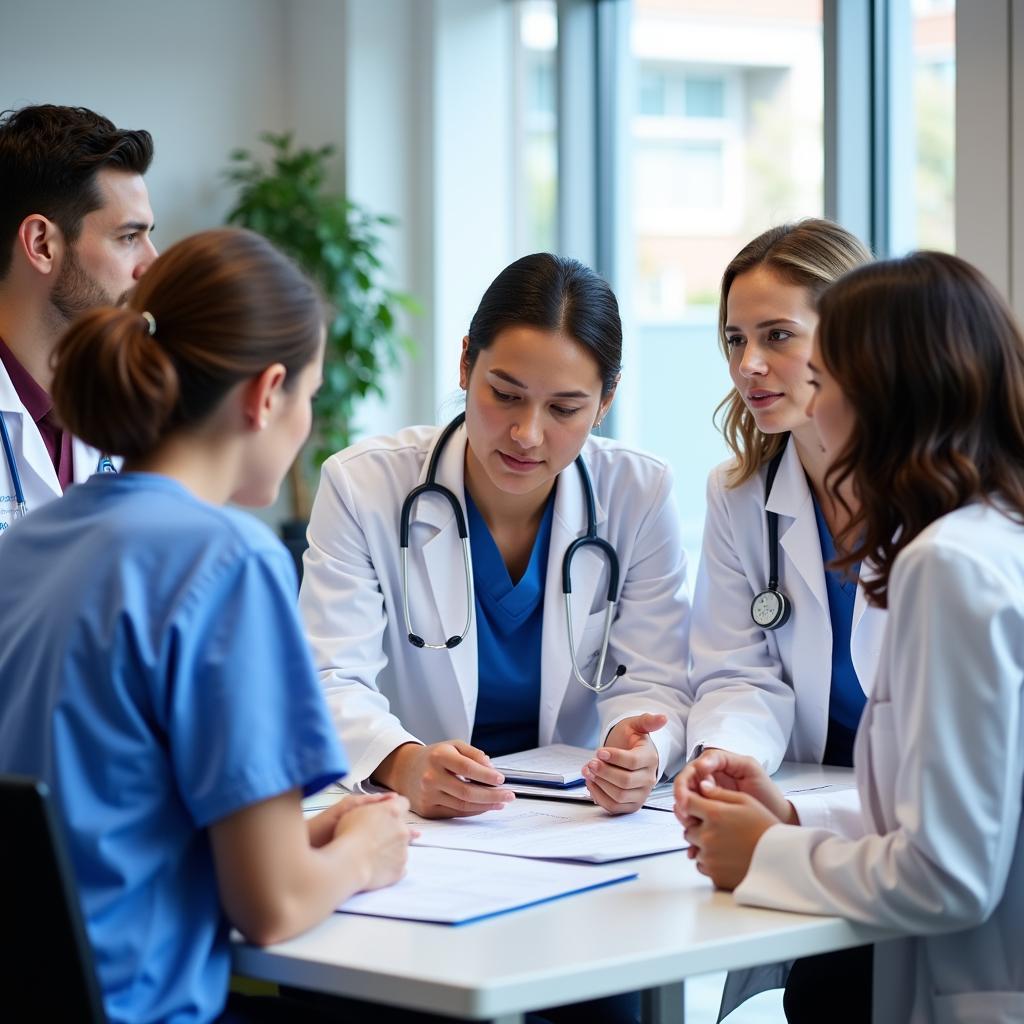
[[232, 764, 892, 1023]]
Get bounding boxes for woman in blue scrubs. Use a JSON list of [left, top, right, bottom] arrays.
[[0, 228, 413, 1024]]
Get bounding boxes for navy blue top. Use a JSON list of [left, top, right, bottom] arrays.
[[465, 488, 555, 757], [812, 495, 867, 748]]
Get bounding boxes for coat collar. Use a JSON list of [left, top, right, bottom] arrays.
[[408, 422, 611, 740]]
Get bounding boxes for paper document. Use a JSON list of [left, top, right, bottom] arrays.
[[410, 800, 686, 862], [337, 846, 636, 925], [490, 744, 590, 786]]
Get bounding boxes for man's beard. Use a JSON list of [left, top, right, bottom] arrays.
[[49, 245, 126, 324]]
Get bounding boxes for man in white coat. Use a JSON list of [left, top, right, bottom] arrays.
[[0, 104, 156, 532]]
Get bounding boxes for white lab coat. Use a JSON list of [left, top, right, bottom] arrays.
[[299, 422, 691, 788], [736, 502, 1024, 1024], [687, 442, 888, 770], [0, 359, 105, 532]]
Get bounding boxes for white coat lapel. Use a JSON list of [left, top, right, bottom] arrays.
[[0, 366, 60, 501], [538, 455, 608, 743], [413, 422, 477, 737], [770, 443, 828, 615], [72, 438, 101, 487]]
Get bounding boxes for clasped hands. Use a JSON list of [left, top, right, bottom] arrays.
[[373, 712, 668, 818], [673, 749, 800, 891]]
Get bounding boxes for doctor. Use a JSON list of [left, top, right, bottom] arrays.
[[683, 220, 876, 1018], [686, 219, 878, 771], [0, 104, 156, 532], [300, 252, 690, 821], [678, 251, 1024, 1024]]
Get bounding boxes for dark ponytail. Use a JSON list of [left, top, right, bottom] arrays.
[[466, 253, 622, 395]]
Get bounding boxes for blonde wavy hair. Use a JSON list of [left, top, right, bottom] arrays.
[[716, 219, 872, 486]]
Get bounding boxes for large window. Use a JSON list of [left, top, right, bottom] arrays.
[[508, 0, 957, 584], [515, 1, 558, 254], [620, 0, 825, 567], [909, 0, 955, 251]]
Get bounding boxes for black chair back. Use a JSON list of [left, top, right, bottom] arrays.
[[0, 774, 106, 1022]]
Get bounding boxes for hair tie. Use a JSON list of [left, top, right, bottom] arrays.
[[141, 311, 157, 336]]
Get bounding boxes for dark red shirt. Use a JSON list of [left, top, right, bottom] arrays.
[[0, 336, 73, 490]]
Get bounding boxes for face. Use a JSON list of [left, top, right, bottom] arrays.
[[460, 325, 613, 502], [725, 265, 819, 440], [806, 331, 855, 454], [234, 336, 325, 507], [50, 168, 157, 321]]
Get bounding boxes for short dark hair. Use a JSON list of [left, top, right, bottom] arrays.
[[0, 104, 154, 279], [466, 253, 622, 396]]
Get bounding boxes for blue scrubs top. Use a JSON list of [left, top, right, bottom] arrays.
[[812, 496, 867, 763], [0, 473, 347, 1024], [465, 488, 555, 757]]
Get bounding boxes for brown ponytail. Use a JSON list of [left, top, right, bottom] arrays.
[[51, 227, 322, 458], [54, 306, 179, 457]]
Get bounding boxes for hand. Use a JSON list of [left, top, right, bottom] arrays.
[[583, 713, 666, 815], [307, 792, 395, 848], [332, 793, 414, 891], [674, 749, 794, 834], [681, 783, 780, 891], [373, 741, 515, 819]]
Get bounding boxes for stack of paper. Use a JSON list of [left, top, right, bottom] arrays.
[[490, 744, 588, 787], [337, 846, 636, 925], [410, 801, 686, 862]]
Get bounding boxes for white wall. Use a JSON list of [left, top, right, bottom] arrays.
[[0, 0, 291, 245]]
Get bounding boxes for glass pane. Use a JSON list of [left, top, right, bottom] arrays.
[[620, 0, 825, 572], [515, 0, 558, 254], [911, 0, 956, 251]]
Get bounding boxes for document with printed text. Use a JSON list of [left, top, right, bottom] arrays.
[[409, 800, 687, 862]]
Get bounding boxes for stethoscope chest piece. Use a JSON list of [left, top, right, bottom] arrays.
[[751, 587, 791, 630], [750, 437, 792, 632]]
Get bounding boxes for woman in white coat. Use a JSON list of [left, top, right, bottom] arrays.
[[687, 218, 877, 772], [685, 220, 877, 1018], [299, 253, 690, 825], [678, 251, 1024, 1024]]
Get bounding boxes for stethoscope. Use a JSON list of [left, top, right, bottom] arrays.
[[750, 435, 792, 630], [399, 412, 627, 693], [0, 411, 117, 519]]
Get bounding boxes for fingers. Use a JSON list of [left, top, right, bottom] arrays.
[[585, 773, 647, 815], [630, 712, 668, 736], [445, 742, 506, 786], [593, 740, 658, 773]]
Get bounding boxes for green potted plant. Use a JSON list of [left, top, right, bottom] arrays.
[[224, 133, 417, 549]]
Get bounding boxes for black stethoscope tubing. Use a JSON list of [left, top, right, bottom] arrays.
[[399, 412, 626, 692]]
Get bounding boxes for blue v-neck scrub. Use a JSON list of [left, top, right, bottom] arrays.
[[812, 495, 867, 767], [465, 489, 556, 757]]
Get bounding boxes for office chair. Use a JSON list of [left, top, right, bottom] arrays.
[[0, 774, 107, 1022]]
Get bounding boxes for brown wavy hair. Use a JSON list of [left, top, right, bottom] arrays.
[[820, 251, 1024, 608], [52, 227, 322, 459], [715, 219, 872, 486]]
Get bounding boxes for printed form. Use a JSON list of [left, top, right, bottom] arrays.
[[410, 801, 687, 862]]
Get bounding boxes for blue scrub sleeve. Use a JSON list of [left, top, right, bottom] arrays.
[[166, 546, 348, 828]]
